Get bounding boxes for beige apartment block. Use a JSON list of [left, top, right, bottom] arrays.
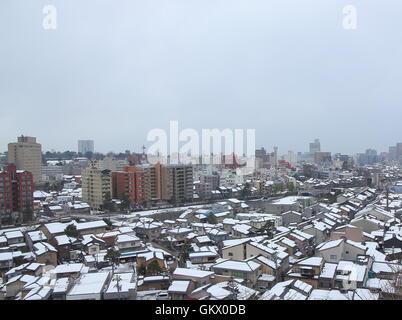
[[82, 162, 112, 210], [8, 136, 42, 184]]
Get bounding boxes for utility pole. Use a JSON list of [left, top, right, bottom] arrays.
[[227, 276, 238, 300], [115, 274, 122, 300]]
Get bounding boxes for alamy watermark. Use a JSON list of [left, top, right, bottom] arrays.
[[43, 5, 57, 30], [146, 121, 256, 174], [40, 4, 357, 31], [343, 5, 357, 30]]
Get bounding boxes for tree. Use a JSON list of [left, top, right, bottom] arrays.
[[287, 182, 295, 194], [240, 182, 251, 199], [146, 260, 163, 276], [272, 183, 284, 194], [65, 224, 79, 238], [105, 247, 120, 266], [43, 182, 51, 193], [207, 214, 218, 224], [102, 192, 114, 212], [137, 264, 146, 276], [22, 202, 34, 223], [120, 195, 131, 211], [178, 242, 192, 267], [259, 220, 276, 238], [52, 180, 65, 193], [84, 151, 94, 159], [103, 218, 113, 230]]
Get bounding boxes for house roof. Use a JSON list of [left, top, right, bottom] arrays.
[[168, 280, 190, 293], [212, 260, 261, 272], [173, 268, 213, 278]]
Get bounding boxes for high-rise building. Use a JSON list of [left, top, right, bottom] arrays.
[[255, 147, 278, 168], [396, 143, 402, 162], [389, 146, 397, 161], [357, 149, 380, 165], [112, 163, 193, 206], [112, 165, 149, 205], [78, 140, 94, 155], [309, 139, 321, 153], [160, 164, 193, 204], [97, 156, 129, 172], [314, 152, 331, 164], [283, 150, 297, 167], [8, 136, 42, 185], [0, 164, 34, 217], [82, 162, 112, 210]]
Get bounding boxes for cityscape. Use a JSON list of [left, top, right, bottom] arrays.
[[0, 135, 402, 301], [1, 0, 402, 310]]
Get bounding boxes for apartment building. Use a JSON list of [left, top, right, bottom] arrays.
[[160, 164, 193, 204], [82, 163, 112, 210], [112, 163, 193, 206], [0, 164, 34, 222], [112, 164, 160, 205], [8, 136, 42, 185]]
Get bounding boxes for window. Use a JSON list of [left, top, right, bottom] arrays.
[[232, 271, 247, 278], [228, 252, 233, 257], [330, 255, 337, 260]]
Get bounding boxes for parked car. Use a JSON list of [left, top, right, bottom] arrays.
[[156, 291, 170, 300]]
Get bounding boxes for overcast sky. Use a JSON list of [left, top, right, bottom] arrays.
[[1, 0, 401, 155]]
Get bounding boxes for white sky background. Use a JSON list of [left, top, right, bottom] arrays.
[[0, 0, 401, 154]]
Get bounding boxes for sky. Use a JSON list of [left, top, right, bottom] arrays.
[[0, 0, 401, 155]]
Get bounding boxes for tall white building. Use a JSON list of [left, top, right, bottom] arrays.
[[309, 139, 321, 153], [284, 150, 297, 167], [78, 140, 94, 155]]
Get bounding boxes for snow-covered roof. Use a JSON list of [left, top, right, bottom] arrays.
[[212, 260, 261, 272], [168, 280, 190, 293], [173, 268, 214, 278], [67, 272, 110, 298]]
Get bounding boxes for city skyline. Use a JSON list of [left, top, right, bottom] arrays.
[[1, 1, 402, 155], [1, 136, 400, 157]]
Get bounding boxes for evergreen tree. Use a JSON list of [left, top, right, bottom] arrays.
[[22, 202, 33, 222], [102, 192, 114, 212], [65, 224, 79, 238], [105, 247, 120, 265], [120, 195, 131, 211], [240, 182, 251, 199], [207, 214, 218, 224], [146, 260, 163, 276]]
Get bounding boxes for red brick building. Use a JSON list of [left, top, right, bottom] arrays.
[[0, 164, 34, 215]]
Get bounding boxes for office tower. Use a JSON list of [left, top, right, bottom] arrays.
[[0, 164, 34, 216], [314, 152, 331, 164], [284, 150, 297, 167], [309, 139, 321, 153], [273, 146, 278, 166], [78, 140, 94, 155], [397, 143, 402, 162], [389, 146, 397, 161], [8, 136, 42, 185], [82, 162, 112, 210]]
